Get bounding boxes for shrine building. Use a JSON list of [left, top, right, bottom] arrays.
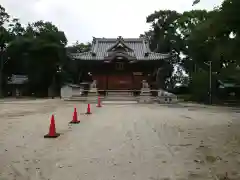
[[70, 36, 170, 93]]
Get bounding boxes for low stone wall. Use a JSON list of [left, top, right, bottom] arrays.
[[156, 89, 178, 104], [138, 88, 178, 104], [61, 84, 178, 104]]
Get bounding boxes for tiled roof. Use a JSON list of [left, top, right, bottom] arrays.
[[70, 37, 170, 61], [8, 75, 28, 85]]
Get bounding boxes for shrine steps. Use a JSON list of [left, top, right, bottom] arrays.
[[62, 89, 178, 104], [104, 92, 137, 101]]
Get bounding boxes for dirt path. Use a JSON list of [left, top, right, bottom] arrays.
[[0, 100, 240, 180]]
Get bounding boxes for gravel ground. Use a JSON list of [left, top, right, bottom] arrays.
[[0, 99, 240, 180]]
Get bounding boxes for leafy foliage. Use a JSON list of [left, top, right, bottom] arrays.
[[67, 41, 91, 53], [0, 5, 71, 96], [143, 0, 240, 102]]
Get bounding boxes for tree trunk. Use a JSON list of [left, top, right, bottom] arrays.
[[156, 68, 165, 89], [48, 75, 55, 98]]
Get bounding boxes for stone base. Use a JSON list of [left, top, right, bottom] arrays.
[[89, 88, 98, 93], [137, 80, 152, 103], [157, 97, 178, 104], [138, 94, 152, 103], [87, 87, 99, 102], [140, 88, 150, 93], [138, 97, 152, 103], [139, 88, 152, 103]]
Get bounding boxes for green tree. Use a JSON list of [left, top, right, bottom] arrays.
[[177, 10, 211, 74], [143, 10, 210, 89], [144, 10, 183, 88], [66, 41, 91, 53], [0, 5, 10, 97], [146, 10, 181, 56], [25, 21, 67, 96], [183, 0, 240, 102], [6, 19, 68, 96], [143, 1, 240, 102]]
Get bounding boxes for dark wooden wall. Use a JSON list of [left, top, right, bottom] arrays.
[[77, 59, 165, 90]]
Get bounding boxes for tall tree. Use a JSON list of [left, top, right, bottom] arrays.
[[144, 10, 182, 88], [0, 5, 10, 97], [6, 19, 68, 96], [66, 41, 91, 53]]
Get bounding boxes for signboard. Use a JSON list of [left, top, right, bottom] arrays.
[[133, 72, 143, 76], [115, 62, 124, 70]]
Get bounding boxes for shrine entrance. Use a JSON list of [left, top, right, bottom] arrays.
[[107, 74, 133, 90]]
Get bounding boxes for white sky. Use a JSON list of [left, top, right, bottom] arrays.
[[1, 0, 223, 45]]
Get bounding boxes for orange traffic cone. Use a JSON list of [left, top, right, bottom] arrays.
[[70, 107, 80, 124], [97, 96, 102, 107], [86, 104, 92, 114], [44, 115, 60, 138]]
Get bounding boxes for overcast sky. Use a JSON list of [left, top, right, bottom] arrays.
[[1, 0, 223, 45]]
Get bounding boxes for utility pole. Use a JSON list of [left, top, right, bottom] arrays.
[[0, 48, 4, 98], [204, 61, 212, 104]]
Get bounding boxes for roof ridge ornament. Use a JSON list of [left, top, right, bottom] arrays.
[[92, 37, 96, 44], [106, 37, 133, 52], [117, 36, 123, 41], [92, 36, 99, 54]]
